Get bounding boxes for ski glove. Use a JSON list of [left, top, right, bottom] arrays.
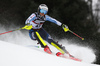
[[62, 24, 69, 32], [22, 23, 32, 30]]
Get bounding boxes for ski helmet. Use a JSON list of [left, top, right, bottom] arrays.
[[38, 4, 48, 14]]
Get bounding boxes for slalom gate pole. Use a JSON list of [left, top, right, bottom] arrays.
[[0, 27, 23, 35], [68, 30, 84, 40]]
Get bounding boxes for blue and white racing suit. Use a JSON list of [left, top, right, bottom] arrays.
[[25, 12, 62, 41], [25, 12, 67, 53], [25, 12, 62, 30], [25, 12, 66, 54]]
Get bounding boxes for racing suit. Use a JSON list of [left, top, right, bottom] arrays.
[[25, 12, 67, 54]]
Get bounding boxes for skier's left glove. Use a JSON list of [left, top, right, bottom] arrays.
[[61, 24, 69, 32], [22, 23, 32, 30]]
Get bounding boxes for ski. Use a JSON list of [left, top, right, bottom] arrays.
[[61, 55, 82, 62], [27, 45, 82, 62], [46, 51, 82, 62]]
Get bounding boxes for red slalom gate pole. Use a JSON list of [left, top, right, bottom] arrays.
[[68, 30, 84, 40]]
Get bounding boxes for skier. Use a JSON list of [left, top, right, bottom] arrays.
[[24, 4, 69, 56]]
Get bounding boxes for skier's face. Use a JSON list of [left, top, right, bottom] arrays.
[[40, 12, 45, 16]]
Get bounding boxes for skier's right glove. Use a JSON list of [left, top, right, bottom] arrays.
[[61, 24, 69, 32], [22, 23, 32, 30]]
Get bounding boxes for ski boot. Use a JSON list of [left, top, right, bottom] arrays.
[[44, 45, 52, 54], [56, 52, 64, 57]]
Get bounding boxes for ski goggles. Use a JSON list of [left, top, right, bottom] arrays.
[[40, 9, 47, 14]]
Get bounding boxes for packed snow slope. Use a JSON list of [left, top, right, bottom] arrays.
[[0, 40, 99, 66], [0, 25, 97, 64]]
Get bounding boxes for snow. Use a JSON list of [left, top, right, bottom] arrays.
[[0, 0, 99, 66], [0, 28, 97, 64], [0, 40, 99, 66]]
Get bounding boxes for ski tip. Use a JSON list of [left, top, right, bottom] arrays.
[[69, 56, 82, 62]]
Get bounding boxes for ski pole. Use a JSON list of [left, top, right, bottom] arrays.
[[0, 27, 23, 35], [0, 24, 32, 35], [68, 30, 84, 40]]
